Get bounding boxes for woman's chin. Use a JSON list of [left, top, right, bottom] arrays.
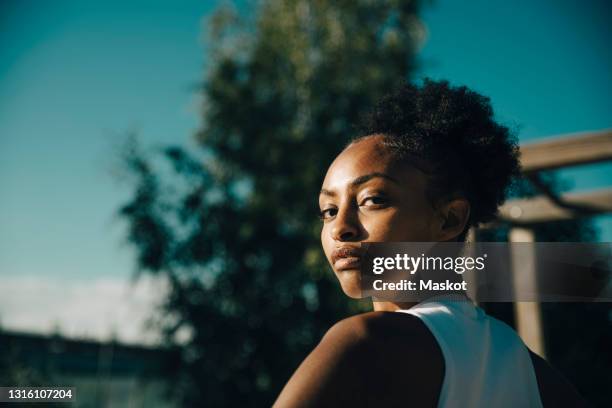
[[336, 270, 363, 299]]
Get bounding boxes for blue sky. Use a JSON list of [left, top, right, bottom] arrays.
[[1, 0, 611, 283]]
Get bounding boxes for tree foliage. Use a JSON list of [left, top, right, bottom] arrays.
[[119, 1, 425, 405]]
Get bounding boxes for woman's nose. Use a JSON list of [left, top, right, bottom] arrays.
[[331, 206, 360, 241]]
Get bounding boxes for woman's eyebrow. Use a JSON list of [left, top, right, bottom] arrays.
[[350, 172, 399, 187], [320, 188, 336, 197], [319, 172, 399, 197]]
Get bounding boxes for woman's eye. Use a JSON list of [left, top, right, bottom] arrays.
[[318, 208, 337, 220], [361, 196, 388, 206]]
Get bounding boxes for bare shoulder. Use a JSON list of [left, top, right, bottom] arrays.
[[528, 350, 590, 407], [333, 310, 441, 347], [343, 311, 445, 406], [321, 311, 443, 360], [274, 312, 444, 407], [323, 310, 426, 339]]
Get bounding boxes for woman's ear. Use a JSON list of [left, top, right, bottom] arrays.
[[436, 198, 471, 242]]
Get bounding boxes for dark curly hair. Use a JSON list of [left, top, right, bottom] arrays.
[[352, 79, 521, 241]]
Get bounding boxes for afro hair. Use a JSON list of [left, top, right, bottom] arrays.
[[354, 79, 521, 240]]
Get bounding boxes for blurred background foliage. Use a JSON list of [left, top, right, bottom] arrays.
[[117, 0, 609, 406], [119, 0, 424, 405]]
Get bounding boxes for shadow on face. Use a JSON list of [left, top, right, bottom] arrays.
[[318, 135, 447, 298]]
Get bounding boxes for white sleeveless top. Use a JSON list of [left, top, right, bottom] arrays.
[[397, 295, 543, 408]]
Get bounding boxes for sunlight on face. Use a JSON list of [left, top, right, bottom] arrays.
[[319, 135, 442, 298]]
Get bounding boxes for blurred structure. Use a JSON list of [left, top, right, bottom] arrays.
[[471, 129, 612, 406], [500, 129, 612, 224], [504, 129, 612, 357], [1, 330, 180, 407], [482, 129, 612, 355]]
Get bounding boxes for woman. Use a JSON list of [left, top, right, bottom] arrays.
[[274, 80, 587, 407]]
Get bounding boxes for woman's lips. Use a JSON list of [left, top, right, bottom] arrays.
[[334, 256, 361, 271], [331, 246, 363, 271]]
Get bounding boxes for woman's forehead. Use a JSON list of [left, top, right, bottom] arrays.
[[325, 138, 391, 178], [322, 136, 426, 191]]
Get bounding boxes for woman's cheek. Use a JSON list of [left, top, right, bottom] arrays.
[[321, 225, 334, 262], [375, 210, 429, 241], [361, 210, 398, 241]]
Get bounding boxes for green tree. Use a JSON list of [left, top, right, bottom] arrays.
[[119, 1, 425, 405]]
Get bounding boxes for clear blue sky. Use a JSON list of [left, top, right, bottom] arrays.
[[1, 0, 611, 282]]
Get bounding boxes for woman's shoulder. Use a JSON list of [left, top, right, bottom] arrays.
[[273, 312, 444, 407], [326, 311, 445, 369], [326, 311, 444, 375], [325, 310, 440, 349], [322, 312, 445, 406]]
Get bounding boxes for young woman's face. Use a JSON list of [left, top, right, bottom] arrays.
[[319, 135, 443, 298]]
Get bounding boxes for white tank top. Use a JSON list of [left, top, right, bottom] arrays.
[[396, 295, 543, 408]]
